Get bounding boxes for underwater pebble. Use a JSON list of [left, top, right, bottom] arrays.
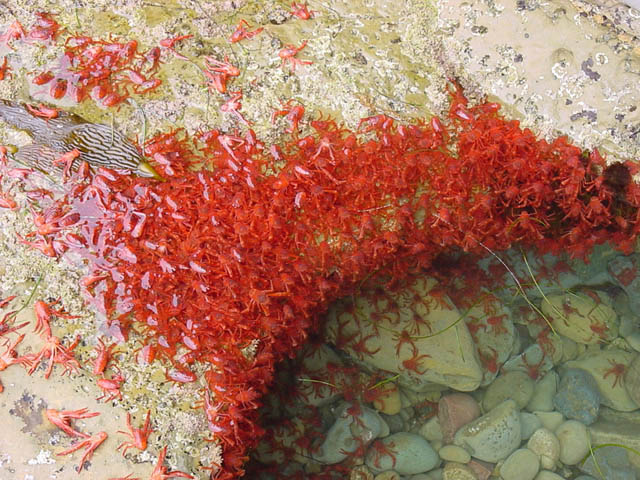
[[520, 412, 543, 440], [526, 428, 560, 470], [365, 432, 440, 475], [420, 416, 444, 443], [439, 445, 471, 463], [453, 399, 521, 463], [466, 458, 493, 480], [526, 371, 559, 412], [565, 349, 638, 412], [438, 393, 481, 443], [580, 445, 637, 480], [541, 290, 618, 345], [442, 462, 478, 480], [589, 417, 640, 471], [350, 465, 374, 480], [373, 471, 401, 480], [533, 471, 565, 480], [623, 353, 640, 407], [553, 368, 601, 424], [313, 402, 387, 464], [555, 420, 590, 465], [499, 448, 540, 480], [372, 382, 402, 415], [533, 411, 564, 432], [573, 476, 597, 480], [482, 370, 535, 411]]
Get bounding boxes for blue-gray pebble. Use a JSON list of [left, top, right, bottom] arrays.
[[553, 368, 601, 425]]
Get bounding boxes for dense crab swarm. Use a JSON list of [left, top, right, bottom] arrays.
[[6, 85, 640, 479]]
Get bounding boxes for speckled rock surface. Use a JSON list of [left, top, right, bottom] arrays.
[[553, 368, 601, 424], [453, 399, 522, 463]]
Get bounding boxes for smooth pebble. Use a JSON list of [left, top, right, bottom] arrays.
[[500, 448, 540, 480], [365, 432, 440, 475], [442, 462, 478, 480], [520, 412, 543, 440], [483, 370, 535, 411], [438, 393, 481, 443], [453, 400, 521, 463], [553, 368, 600, 425], [374, 471, 400, 480], [534, 471, 565, 480], [555, 420, 590, 465], [527, 428, 560, 469], [526, 371, 558, 412], [533, 411, 564, 432], [439, 445, 471, 463], [623, 353, 640, 407]]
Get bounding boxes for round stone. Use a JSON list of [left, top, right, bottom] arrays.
[[500, 448, 540, 480], [534, 471, 565, 480], [373, 471, 400, 480], [623, 353, 640, 407], [555, 420, 590, 465], [527, 428, 560, 470], [372, 381, 402, 415], [438, 393, 481, 443], [365, 432, 440, 475], [442, 462, 477, 480], [439, 445, 471, 463], [482, 370, 535, 411], [453, 399, 521, 463], [553, 368, 601, 425], [526, 371, 558, 412], [520, 412, 543, 440]]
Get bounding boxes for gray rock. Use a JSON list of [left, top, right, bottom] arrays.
[[453, 399, 521, 463], [365, 432, 440, 475], [624, 354, 640, 408], [482, 370, 535, 411], [553, 368, 601, 425], [500, 448, 540, 480], [312, 402, 387, 464], [580, 445, 637, 480]]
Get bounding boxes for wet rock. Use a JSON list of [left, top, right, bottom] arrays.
[[541, 290, 618, 345], [623, 353, 640, 407], [526, 371, 559, 412], [553, 368, 601, 424], [555, 420, 590, 466], [500, 448, 540, 480], [580, 445, 637, 480], [372, 381, 402, 416], [520, 412, 543, 440], [534, 472, 565, 480], [467, 458, 493, 480], [325, 277, 483, 392], [482, 370, 535, 411], [365, 432, 440, 475], [453, 399, 521, 463], [526, 428, 560, 470], [564, 349, 638, 412], [442, 461, 477, 479], [312, 402, 387, 464], [589, 417, 640, 470], [438, 393, 481, 443], [438, 445, 471, 464], [533, 411, 564, 432]]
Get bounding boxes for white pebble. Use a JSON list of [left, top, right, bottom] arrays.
[[527, 428, 560, 469], [555, 420, 589, 465], [438, 445, 471, 463]]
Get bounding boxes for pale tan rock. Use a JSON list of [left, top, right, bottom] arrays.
[[442, 462, 477, 480], [541, 290, 618, 345], [372, 382, 402, 416], [565, 348, 639, 411], [325, 277, 483, 392]]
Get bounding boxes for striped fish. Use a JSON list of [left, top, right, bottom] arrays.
[[0, 99, 161, 179]]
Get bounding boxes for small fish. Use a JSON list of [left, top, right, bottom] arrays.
[[0, 99, 161, 180]]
